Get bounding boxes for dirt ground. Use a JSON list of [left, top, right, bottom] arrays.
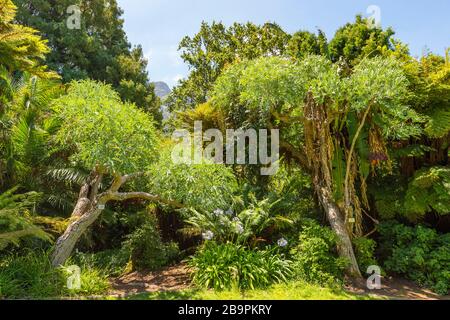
[[345, 277, 450, 300], [109, 264, 449, 300], [109, 264, 192, 297]]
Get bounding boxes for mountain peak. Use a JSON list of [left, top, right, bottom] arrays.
[[153, 81, 171, 98]]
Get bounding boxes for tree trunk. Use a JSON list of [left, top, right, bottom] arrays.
[[315, 183, 362, 278], [51, 169, 104, 267], [51, 172, 185, 267], [302, 92, 362, 279], [52, 207, 104, 267]]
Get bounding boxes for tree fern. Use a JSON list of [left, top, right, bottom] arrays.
[[0, 187, 51, 249], [404, 166, 450, 220], [425, 107, 450, 139]]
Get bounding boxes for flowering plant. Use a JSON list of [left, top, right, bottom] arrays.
[[184, 198, 293, 245]]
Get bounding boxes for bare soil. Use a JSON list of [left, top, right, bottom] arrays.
[[345, 277, 450, 300], [109, 264, 192, 298], [109, 264, 450, 300]]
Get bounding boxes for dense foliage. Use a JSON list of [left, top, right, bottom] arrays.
[[12, 0, 160, 119], [0, 0, 448, 299], [290, 220, 348, 286], [122, 215, 179, 271], [53, 80, 159, 175], [379, 222, 450, 295], [188, 242, 291, 291]]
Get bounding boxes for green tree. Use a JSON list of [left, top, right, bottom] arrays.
[[371, 51, 450, 223], [13, 0, 160, 119], [211, 55, 422, 276], [167, 21, 290, 111], [0, 0, 55, 78], [287, 30, 328, 60], [328, 15, 395, 64], [50, 80, 237, 266], [0, 0, 58, 190]]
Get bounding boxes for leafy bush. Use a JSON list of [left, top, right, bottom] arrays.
[[188, 242, 291, 290], [290, 220, 348, 286], [379, 222, 450, 295], [122, 215, 179, 271], [185, 197, 292, 245], [371, 167, 450, 222], [72, 249, 130, 277], [147, 149, 238, 213], [353, 237, 378, 273], [0, 250, 110, 299], [404, 167, 450, 220]]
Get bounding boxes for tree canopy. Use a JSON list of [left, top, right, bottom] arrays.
[[53, 80, 159, 175], [13, 0, 160, 119]]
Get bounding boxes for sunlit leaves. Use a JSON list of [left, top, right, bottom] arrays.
[[53, 80, 159, 175], [147, 148, 238, 212], [404, 167, 450, 219], [347, 58, 406, 109], [0, 0, 55, 78]]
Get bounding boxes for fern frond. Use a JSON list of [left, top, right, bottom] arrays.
[[425, 107, 450, 139], [0, 187, 51, 250], [404, 166, 450, 220], [47, 168, 89, 187]]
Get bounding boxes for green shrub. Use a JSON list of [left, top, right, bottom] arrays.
[[353, 237, 378, 273], [61, 264, 110, 296], [0, 251, 110, 299], [72, 249, 130, 277], [122, 216, 179, 271], [185, 197, 293, 245], [0, 250, 66, 299], [379, 222, 450, 295], [290, 220, 348, 287], [188, 242, 291, 291]]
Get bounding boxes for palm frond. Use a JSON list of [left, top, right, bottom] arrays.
[[47, 167, 89, 187]]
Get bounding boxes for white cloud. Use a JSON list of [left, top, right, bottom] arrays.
[[161, 73, 185, 88], [169, 45, 183, 67], [172, 74, 184, 83]]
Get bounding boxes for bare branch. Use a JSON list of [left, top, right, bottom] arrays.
[[344, 102, 373, 212], [109, 172, 145, 192], [99, 191, 185, 209]]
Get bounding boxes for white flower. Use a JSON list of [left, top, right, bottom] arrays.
[[277, 238, 288, 247], [202, 231, 214, 241], [213, 209, 224, 216], [225, 208, 234, 216], [235, 223, 244, 234], [232, 217, 240, 222]]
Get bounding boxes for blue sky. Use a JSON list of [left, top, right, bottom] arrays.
[[117, 0, 450, 87]]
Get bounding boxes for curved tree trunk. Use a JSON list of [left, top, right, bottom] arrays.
[[315, 183, 362, 278], [302, 92, 362, 278], [52, 207, 103, 267], [51, 172, 185, 267]]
